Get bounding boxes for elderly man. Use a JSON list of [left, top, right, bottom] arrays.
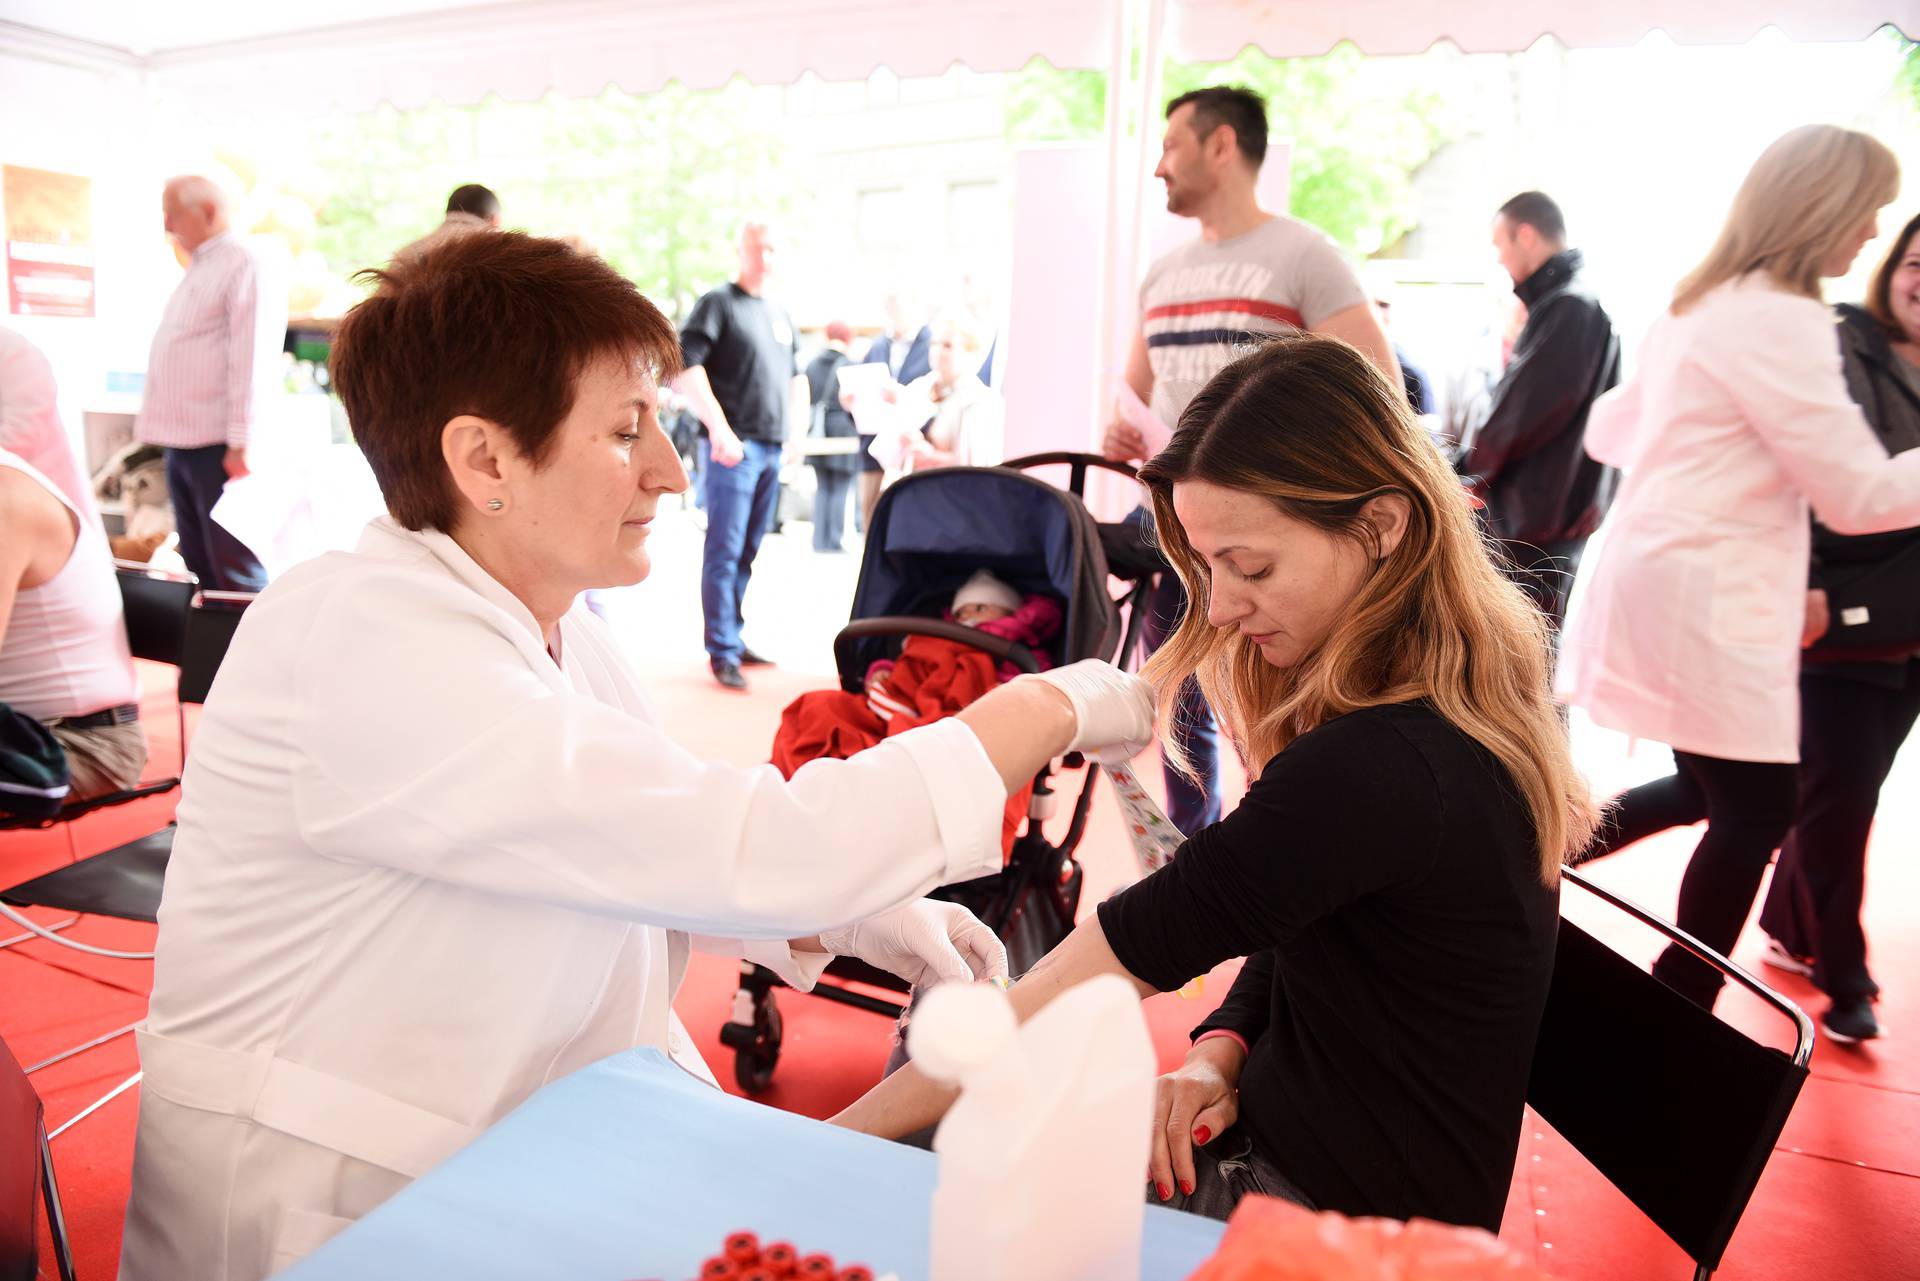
[[135, 176, 283, 591]]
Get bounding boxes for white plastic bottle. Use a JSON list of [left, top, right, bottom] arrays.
[[911, 975, 1156, 1281]]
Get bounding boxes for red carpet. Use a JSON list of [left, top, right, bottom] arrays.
[[5, 655, 1919, 1278]]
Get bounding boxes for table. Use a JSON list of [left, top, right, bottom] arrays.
[[283, 1048, 1226, 1280]]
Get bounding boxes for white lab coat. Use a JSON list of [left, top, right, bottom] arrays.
[[118, 517, 1006, 1281], [1558, 275, 1920, 762]]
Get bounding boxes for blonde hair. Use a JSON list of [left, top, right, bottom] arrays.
[[1138, 335, 1597, 884], [1673, 124, 1899, 314]]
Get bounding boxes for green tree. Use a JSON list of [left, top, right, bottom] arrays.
[[1003, 46, 1454, 257], [298, 83, 797, 320]]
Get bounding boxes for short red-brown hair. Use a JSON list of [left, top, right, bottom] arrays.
[[331, 231, 682, 531]]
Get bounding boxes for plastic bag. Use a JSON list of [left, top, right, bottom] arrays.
[[1183, 1196, 1548, 1281]]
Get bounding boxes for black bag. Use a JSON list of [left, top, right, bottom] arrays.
[[0, 706, 70, 820], [1805, 537, 1920, 662]]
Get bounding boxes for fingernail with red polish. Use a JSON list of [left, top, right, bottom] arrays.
[[1157, 1183, 1171, 1201], [1193, 1126, 1211, 1145], [1180, 1179, 1194, 1196]]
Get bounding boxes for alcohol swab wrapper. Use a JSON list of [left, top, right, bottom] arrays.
[[1101, 761, 1203, 999]]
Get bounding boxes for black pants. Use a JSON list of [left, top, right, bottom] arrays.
[[163, 444, 267, 591], [1498, 537, 1585, 635], [1758, 664, 1920, 1001], [1582, 750, 1798, 1007]]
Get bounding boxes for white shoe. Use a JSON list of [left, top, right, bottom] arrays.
[[1761, 938, 1814, 978]]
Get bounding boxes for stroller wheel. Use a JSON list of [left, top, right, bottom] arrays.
[[731, 991, 784, 1094]]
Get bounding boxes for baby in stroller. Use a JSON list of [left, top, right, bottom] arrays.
[[864, 568, 1060, 715]]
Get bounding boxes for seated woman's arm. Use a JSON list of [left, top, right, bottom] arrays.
[[831, 916, 1155, 1138], [832, 709, 1443, 1133]]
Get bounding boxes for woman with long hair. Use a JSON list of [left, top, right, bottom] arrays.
[[1752, 213, 1920, 1043], [1562, 126, 1920, 1011], [833, 333, 1595, 1232]]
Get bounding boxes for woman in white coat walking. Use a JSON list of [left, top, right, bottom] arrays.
[[117, 233, 1154, 1281], [1560, 125, 1920, 1009]]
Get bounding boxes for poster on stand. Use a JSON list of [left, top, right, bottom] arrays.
[[4, 165, 95, 318]]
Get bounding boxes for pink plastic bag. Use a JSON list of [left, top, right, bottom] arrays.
[[1184, 1197, 1549, 1281]]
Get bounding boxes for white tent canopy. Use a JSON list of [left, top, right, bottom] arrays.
[[3, 0, 1914, 113]]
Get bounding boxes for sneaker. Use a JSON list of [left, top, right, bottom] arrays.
[[1822, 997, 1882, 1044], [711, 662, 748, 691], [1761, 938, 1815, 978], [739, 647, 776, 667]]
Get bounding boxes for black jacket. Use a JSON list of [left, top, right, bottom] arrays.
[[1804, 304, 1920, 676], [1459, 250, 1621, 546], [804, 348, 860, 476]]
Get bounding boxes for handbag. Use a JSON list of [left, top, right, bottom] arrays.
[[0, 705, 71, 819], [1805, 535, 1920, 662]]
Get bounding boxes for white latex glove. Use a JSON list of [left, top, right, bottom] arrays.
[[1025, 658, 1156, 762], [818, 899, 1009, 988]]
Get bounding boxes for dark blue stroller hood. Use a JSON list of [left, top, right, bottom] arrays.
[[841, 466, 1120, 685]]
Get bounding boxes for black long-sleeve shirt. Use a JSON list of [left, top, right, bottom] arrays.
[[1097, 702, 1558, 1231]]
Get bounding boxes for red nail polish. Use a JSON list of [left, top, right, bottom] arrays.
[[1193, 1126, 1211, 1145], [1181, 1179, 1194, 1196], [1157, 1182, 1171, 1201]]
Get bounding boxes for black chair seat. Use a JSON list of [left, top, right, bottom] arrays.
[[1534, 870, 1813, 1279], [1, 827, 174, 924], [0, 777, 180, 832]]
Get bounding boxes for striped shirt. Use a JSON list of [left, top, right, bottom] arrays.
[[1141, 214, 1367, 432], [136, 232, 284, 450]]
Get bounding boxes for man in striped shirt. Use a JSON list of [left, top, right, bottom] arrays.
[[1102, 86, 1395, 837], [135, 175, 283, 591]]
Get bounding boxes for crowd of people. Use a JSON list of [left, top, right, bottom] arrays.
[[0, 77, 1916, 1281]]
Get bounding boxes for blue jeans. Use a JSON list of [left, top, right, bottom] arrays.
[[1129, 507, 1221, 835], [701, 438, 783, 665], [163, 444, 267, 591]]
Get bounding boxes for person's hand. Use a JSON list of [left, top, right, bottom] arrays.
[[818, 900, 1009, 988], [1802, 589, 1831, 648], [709, 431, 745, 469], [222, 446, 250, 480], [839, 389, 858, 412], [1103, 417, 1147, 463], [1024, 659, 1156, 762], [1148, 1036, 1245, 1202], [880, 384, 901, 404]]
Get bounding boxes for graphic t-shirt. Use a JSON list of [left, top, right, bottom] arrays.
[[1140, 215, 1368, 432]]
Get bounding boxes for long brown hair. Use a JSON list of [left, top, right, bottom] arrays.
[[1865, 211, 1920, 342], [1138, 334, 1596, 883], [1672, 124, 1899, 315]]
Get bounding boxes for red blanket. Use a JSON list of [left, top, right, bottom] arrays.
[[771, 635, 1033, 859]]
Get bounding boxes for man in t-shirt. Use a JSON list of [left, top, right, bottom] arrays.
[[676, 222, 809, 691], [1104, 85, 1396, 835]]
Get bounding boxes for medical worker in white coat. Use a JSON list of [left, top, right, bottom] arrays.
[[118, 232, 1155, 1280], [1560, 125, 1920, 1008]]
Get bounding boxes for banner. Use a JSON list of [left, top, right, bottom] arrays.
[[4, 165, 95, 318]]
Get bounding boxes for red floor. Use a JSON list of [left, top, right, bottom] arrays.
[[5, 657, 1918, 1278]]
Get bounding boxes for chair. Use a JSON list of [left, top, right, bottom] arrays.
[[1529, 868, 1815, 1281], [1, 1030, 74, 1281], [0, 561, 196, 836]]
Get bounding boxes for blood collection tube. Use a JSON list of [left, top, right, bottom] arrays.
[[724, 1233, 761, 1268], [699, 1259, 740, 1281], [795, 1255, 836, 1280], [835, 1267, 875, 1281], [760, 1242, 798, 1275]]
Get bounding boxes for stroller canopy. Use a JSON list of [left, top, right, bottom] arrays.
[[842, 467, 1121, 685]]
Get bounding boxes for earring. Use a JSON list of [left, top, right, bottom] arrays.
[[486, 499, 504, 511]]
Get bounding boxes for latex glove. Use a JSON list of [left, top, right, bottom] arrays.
[[818, 900, 1009, 988], [1025, 658, 1156, 762]]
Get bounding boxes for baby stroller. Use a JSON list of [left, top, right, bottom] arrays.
[[719, 452, 1157, 1092]]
